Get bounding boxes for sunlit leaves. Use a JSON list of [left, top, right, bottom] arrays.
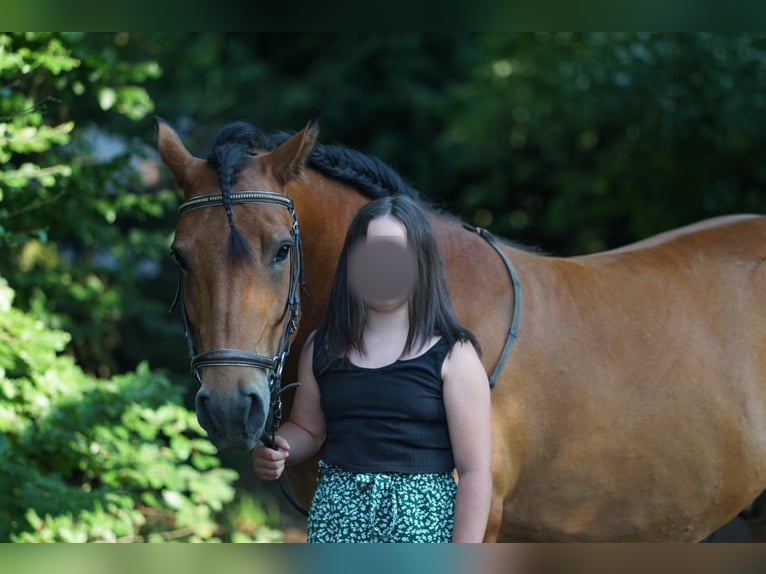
[[0, 163, 72, 189], [98, 85, 154, 120], [0, 278, 275, 542], [0, 32, 175, 374], [0, 122, 73, 159], [0, 34, 80, 76], [0, 33, 281, 543]]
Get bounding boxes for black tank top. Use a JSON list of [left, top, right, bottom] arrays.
[[314, 337, 455, 474]]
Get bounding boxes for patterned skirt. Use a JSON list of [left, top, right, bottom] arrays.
[[307, 460, 457, 543]]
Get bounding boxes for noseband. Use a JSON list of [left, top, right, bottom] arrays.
[[170, 191, 304, 448]]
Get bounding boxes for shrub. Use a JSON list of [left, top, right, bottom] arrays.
[[0, 276, 281, 542]]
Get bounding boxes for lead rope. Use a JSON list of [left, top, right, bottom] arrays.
[[260, 431, 310, 518], [260, 210, 310, 518]]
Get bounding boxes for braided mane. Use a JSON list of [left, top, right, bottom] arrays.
[[206, 121, 431, 263]]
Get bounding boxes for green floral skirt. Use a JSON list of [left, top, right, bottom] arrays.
[[307, 460, 457, 543]]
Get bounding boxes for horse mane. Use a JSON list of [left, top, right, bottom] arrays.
[[206, 121, 539, 256], [207, 121, 422, 204], [271, 130, 424, 204]]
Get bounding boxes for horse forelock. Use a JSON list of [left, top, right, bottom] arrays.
[[206, 122, 264, 265]]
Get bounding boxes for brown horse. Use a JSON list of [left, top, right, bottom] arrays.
[[157, 116, 766, 542]]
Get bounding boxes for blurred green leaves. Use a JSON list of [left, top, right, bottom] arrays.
[[0, 33, 280, 543], [0, 34, 80, 76], [3, 32, 766, 542], [446, 33, 766, 253], [0, 275, 282, 542], [0, 32, 173, 375], [97, 86, 155, 120]]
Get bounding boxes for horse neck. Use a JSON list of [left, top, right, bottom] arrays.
[[287, 170, 367, 327], [288, 169, 530, 336]]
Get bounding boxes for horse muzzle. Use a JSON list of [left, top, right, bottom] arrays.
[[194, 382, 269, 450]]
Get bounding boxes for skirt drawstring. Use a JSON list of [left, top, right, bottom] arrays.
[[354, 473, 399, 541]]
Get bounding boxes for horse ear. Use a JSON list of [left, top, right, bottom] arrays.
[[155, 116, 204, 189], [266, 113, 320, 184]]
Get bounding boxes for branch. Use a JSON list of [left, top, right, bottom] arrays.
[[159, 526, 197, 540], [0, 96, 61, 123], [0, 189, 66, 220]]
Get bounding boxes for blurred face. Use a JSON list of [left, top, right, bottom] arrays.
[[347, 215, 417, 311]]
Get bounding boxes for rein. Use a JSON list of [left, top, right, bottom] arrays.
[[462, 223, 522, 389]]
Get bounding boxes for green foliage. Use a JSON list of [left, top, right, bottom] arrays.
[[446, 33, 766, 253], [0, 33, 282, 543], [142, 33, 766, 258], [0, 276, 282, 542], [0, 33, 77, 209], [3, 32, 765, 543], [0, 32, 175, 376], [220, 492, 284, 543]]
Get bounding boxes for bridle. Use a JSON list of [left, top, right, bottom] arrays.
[[170, 191, 304, 450]]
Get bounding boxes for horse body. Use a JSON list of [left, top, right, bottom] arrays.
[[158, 118, 766, 541], [487, 216, 766, 541], [289, 177, 766, 541]]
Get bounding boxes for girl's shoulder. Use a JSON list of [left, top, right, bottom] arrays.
[[301, 329, 320, 372], [301, 329, 318, 357], [441, 338, 485, 382], [407, 333, 447, 359]]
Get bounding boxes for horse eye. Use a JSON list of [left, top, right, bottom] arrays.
[[171, 249, 188, 272], [273, 243, 292, 264]]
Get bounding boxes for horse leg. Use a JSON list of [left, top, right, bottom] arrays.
[[746, 520, 766, 542], [483, 492, 504, 542], [284, 457, 320, 510], [738, 488, 766, 542], [484, 407, 523, 542]]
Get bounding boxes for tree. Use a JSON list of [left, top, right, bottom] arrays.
[[446, 33, 766, 254], [0, 32, 278, 543], [0, 32, 177, 375]]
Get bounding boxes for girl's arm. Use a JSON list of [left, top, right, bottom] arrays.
[[253, 332, 326, 480], [442, 340, 493, 543]]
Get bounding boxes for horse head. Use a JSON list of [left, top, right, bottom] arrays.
[[157, 115, 319, 450]]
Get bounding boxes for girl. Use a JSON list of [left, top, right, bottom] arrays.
[[253, 194, 492, 543]]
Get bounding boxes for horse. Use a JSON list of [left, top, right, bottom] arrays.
[[157, 115, 766, 542]]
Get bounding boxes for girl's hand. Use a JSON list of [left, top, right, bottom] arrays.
[[252, 435, 291, 480]]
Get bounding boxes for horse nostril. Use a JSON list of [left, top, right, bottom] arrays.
[[244, 390, 267, 434], [195, 388, 215, 433]]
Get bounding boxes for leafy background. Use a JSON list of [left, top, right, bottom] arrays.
[[2, 32, 764, 541]]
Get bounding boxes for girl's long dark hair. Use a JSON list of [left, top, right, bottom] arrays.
[[313, 195, 480, 376]]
